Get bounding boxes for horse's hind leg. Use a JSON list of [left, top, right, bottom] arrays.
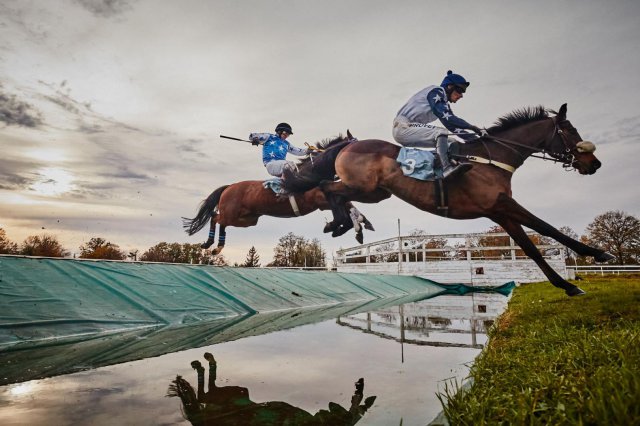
[[495, 193, 614, 262], [201, 216, 218, 249], [190, 360, 206, 402], [494, 216, 585, 296], [211, 225, 227, 255]]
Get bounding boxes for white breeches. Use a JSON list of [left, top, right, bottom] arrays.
[[265, 160, 296, 177], [392, 115, 449, 148]]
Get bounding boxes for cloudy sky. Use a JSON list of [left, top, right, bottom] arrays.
[[1, 0, 639, 264]]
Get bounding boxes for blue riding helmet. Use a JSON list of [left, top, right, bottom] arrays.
[[441, 70, 470, 91]]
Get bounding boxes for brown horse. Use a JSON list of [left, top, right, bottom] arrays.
[[283, 104, 613, 296], [168, 352, 376, 425], [182, 134, 384, 254]]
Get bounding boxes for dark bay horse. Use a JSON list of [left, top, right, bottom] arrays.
[[283, 104, 613, 296], [182, 134, 382, 254]]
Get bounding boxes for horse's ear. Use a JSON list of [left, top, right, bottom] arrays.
[[347, 129, 353, 140], [558, 103, 567, 120]]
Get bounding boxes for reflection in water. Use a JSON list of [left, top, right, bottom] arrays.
[[337, 293, 507, 350], [168, 352, 376, 425]]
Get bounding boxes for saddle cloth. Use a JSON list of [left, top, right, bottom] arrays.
[[263, 178, 285, 194], [396, 147, 443, 181]]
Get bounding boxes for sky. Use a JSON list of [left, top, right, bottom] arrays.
[[1, 0, 639, 265]]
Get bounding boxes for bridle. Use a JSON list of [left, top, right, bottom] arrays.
[[478, 118, 588, 172]]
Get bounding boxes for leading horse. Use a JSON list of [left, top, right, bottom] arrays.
[[283, 104, 613, 296]]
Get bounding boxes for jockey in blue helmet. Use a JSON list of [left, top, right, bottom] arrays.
[[249, 122, 311, 178], [392, 70, 488, 179]]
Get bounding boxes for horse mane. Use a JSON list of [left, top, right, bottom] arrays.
[[488, 106, 555, 133], [295, 134, 346, 168]]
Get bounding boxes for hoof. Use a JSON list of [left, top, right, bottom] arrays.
[[356, 232, 363, 245], [201, 240, 214, 249], [323, 222, 333, 233], [566, 286, 586, 297], [364, 221, 375, 231], [212, 247, 223, 255], [191, 360, 203, 370], [204, 352, 215, 363], [595, 252, 615, 262]]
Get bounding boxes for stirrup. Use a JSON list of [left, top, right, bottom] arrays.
[[442, 163, 472, 179]]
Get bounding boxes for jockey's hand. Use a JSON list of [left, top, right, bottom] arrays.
[[251, 137, 260, 146], [471, 126, 489, 137]]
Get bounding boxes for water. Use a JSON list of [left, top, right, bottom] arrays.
[[0, 293, 509, 425]]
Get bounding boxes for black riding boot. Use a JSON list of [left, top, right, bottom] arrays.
[[436, 135, 472, 179]]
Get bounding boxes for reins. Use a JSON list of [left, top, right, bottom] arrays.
[[465, 118, 578, 172]]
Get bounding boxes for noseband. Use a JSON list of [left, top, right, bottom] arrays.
[[541, 120, 595, 171]]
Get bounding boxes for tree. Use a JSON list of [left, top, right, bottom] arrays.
[[20, 234, 69, 257], [269, 232, 326, 267], [139, 242, 227, 265], [0, 228, 18, 254], [556, 226, 583, 265], [79, 237, 126, 260], [585, 210, 640, 265], [242, 246, 261, 267]]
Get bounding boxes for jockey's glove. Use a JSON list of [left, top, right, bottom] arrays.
[[251, 137, 260, 146], [471, 126, 489, 137]]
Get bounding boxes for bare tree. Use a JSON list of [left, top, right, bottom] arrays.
[[586, 210, 640, 265]]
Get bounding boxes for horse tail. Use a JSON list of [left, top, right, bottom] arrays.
[[282, 139, 352, 193], [182, 185, 229, 235], [167, 375, 202, 420]]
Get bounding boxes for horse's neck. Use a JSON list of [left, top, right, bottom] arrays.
[[464, 119, 553, 170]]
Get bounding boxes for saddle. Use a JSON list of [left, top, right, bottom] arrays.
[[262, 178, 302, 216]]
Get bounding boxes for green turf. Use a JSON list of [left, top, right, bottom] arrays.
[[437, 275, 640, 425]]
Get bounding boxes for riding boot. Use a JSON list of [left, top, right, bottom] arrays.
[[436, 135, 472, 179]]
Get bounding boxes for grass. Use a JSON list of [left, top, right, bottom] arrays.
[[437, 274, 640, 425]]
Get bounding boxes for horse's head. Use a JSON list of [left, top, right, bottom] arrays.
[[549, 104, 601, 175]]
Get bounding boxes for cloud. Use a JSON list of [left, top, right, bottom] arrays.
[[74, 0, 135, 18], [0, 86, 44, 127], [0, 158, 40, 190]]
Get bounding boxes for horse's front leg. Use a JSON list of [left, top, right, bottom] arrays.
[[319, 181, 353, 235], [494, 215, 585, 296], [495, 193, 614, 262]]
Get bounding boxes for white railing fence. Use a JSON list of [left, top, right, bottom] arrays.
[[566, 265, 640, 275], [335, 231, 565, 265]]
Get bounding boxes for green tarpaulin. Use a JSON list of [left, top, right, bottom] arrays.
[[0, 255, 513, 385]]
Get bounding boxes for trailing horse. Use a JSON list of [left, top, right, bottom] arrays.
[[282, 104, 613, 296], [182, 134, 381, 254]]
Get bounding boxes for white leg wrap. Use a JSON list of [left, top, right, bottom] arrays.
[[350, 207, 362, 232]]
